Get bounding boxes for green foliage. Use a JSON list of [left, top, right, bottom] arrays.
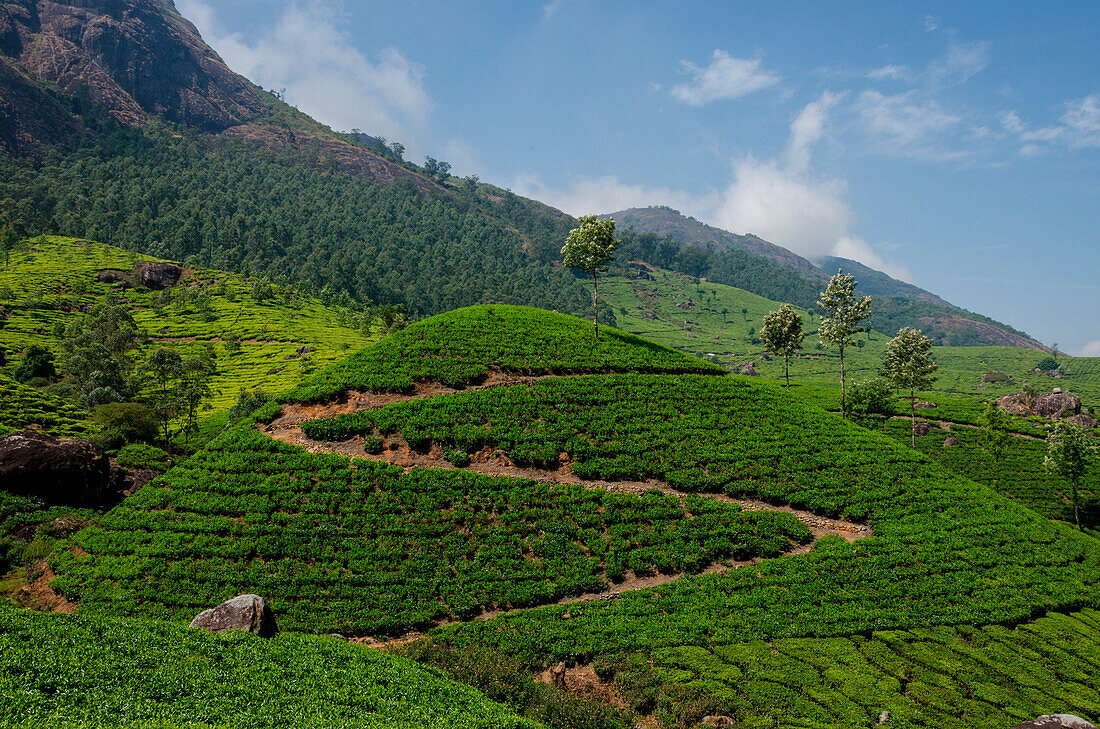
[[115, 444, 171, 473], [282, 305, 721, 404], [227, 389, 273, 421], [0, 373, 92, 437], [1045, 421, 1099, 529], [817, 269, 872, 416], [0, 236, 372, 417], [0, 126, 589, 319], [12, 345, 56, 382], [846, 377, 895, 427], [421, 375, 1100, 664], [562, 216, 620, 274], [51, 420, 800, 635], [978, 402, 1013, 488], [759, 304, 803, 389], [1037, 355, 1059, 372], [0, 603, 536, 729], [645, 609, 1100, 728], [92, 402, 159, 449]]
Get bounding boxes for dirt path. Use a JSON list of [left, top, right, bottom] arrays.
[[262, 377, 871, 638], [888, 415, 1047, 441]]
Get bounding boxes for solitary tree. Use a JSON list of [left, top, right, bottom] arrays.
[[760, 304, 804, 390], [817, 270, 872, 417], [142, 348, 184, 446], [562, 215, 620, 340], [1044, 421, 1097, 530], [883, 327, 938, 447], [978, 402, 1012, 490]]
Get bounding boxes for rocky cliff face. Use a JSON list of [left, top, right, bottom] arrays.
[[0, 0, 266, 135], [0, 0, 437, 191]]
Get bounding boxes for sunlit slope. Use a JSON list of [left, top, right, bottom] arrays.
[[0, 236, 372, 413], [0, 373, 92, 437], [281, 303, 724, 403], [603, 266, 1100, 402], [0, 602, 537, 729]]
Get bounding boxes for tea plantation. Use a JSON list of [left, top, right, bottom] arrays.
[[281, 304, 723, 403], [0, 236, 372, 414], [0, 374, 92, 437], [17, 304, 1100, 727], [0, 602, 536, 729]]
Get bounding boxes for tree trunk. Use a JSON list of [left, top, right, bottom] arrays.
[[910, 387, 916, 448], [592, 270, 599, 340], [839, 346, 846, 416], [1072, 478, 1081, 530], [784, 355, 790, 391]]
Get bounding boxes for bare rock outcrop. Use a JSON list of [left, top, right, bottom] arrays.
[[738, 362, 759, 377], [189, 594, 278, 638], [996, 391, 1091, 423], [133, 261, 183, 290], [0, 430, 114, 504], [943, 435, 959, 447], [911, 421, 931, 437], [1012, 715, 1097, 729]]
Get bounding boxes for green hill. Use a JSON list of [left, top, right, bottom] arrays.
[[282, 304, 723, 403], [0, 373, 91, 438], [0, 602, 536, 729], [0, 235, 372, 416], [36, 306, 1100, 727]]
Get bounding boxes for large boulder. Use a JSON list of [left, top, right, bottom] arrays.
[[1066, 413, 1099, 428], [911, 421, 932, 437], [1012, 716, 1097, 729], [133, 261, 183, 290], [0, 430, 113, 503], [189, 594, 278, 638], [1032, 392, 1083, 420], [996, 391, 1086, 422], [738, 362, 760, 377]]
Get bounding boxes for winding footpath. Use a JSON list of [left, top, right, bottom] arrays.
[[258, 374, 872, 633]]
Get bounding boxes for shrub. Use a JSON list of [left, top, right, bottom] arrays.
[[363, 435, 384, 454], [1036, 356, 1059, 372], [228, 389, 272, 421], [93, 402, 159, 448], [13, 345, 56, 382], [115, 444, 171, 473], [847, 378, 895, 421]]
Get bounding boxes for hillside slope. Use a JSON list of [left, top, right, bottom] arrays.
[[38, 306, 1100, 727], [609, 206, 1049, 351]]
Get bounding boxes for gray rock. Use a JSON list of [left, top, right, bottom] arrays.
[[0, 430, 114, 504], [943, 435, 959, 447], [133, 261, 183, 290], [738, 362, 760, 377], [912, 421, 931, 437], [1012, 716, 1098, 729], [189, 594, 278, 638]]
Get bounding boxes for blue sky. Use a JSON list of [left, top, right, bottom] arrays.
[[180, 0, 1100, 354]]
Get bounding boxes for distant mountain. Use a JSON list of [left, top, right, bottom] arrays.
[[608, 206, 1050, 352], [608, 206, 826, 280], [814, 256, 949, 306]]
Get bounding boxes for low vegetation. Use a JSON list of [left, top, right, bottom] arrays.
[[281, 305, 722, 403], [0, 602, 536, 729]]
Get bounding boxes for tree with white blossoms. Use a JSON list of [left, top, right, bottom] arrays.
[[760, 304, 804, 391], [816, 270, 872, 417], [883, 327, 938, 447], [561, 215, 620, 340], [1044, 421, 1097, 530]]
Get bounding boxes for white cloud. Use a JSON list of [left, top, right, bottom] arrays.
[[542, 0, 564, 20], [1062, 94, 1100, 147], [998, 95, 1100, 154], [515, 93, 910, 282], [1078, 339, 1100, 357], [924, 15, 939, 32], [670, 51, 781, 106], [854, 90, 964, 160], [926, 41, 991, 88], [785, 91, 844, 172], [509, 173, 718, 222], [867, 64, 912, 82], [179, 0, 432, 156]]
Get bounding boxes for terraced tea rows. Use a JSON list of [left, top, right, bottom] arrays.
[[0, 374, 91, 438], [281, 304, 723, 403], [0, 602, 535, 729]]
